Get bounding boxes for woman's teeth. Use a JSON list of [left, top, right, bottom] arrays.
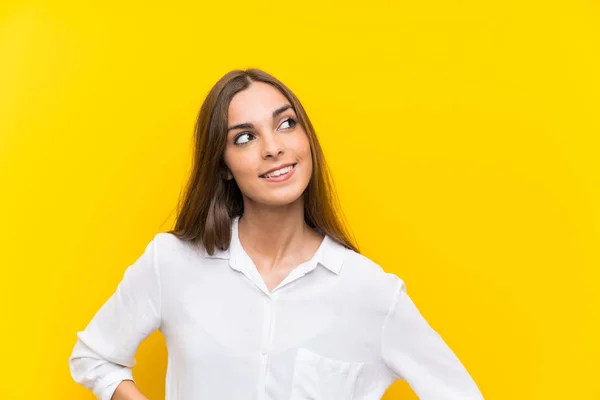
[[262, 165, 294, 178]]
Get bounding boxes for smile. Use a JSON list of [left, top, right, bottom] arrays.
[[260, 163, 297, 181]]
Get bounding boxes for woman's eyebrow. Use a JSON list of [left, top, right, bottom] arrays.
[[227, 104, 294, 132]]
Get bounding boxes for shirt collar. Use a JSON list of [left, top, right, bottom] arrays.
[[200, 215, 346, 275]]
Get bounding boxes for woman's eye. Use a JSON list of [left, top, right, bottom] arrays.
[[279, 117, 297, 130], [234, 132, 255, 145]]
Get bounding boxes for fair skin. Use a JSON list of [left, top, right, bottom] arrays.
[[112, 81, 322, 399], [223, 81, 323, 292], [112, 380, 148, 400]]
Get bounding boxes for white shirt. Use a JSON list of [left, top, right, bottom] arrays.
[[68, 216, 483, 400]]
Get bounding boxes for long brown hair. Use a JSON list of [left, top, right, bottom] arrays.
[[167, 68, 359, 255]]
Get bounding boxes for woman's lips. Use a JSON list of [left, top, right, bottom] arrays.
[[260, 163, 297, 182]]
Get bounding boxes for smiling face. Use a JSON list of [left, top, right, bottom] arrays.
[[223, 81, 313, 208]]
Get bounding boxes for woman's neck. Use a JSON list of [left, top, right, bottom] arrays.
[[237, 200, 320, 271]]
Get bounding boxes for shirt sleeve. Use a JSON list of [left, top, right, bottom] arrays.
[[381, 278, 484, 399], [68, 235, 162, 400]]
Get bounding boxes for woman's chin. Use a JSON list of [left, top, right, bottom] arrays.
[[242, 178, 310, 207], [253, 191, 305, 207]]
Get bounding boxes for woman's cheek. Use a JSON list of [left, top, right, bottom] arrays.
[[301, 142, 313, 164]]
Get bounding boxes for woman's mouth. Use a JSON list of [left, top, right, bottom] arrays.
[[260, 163, 297, 182]]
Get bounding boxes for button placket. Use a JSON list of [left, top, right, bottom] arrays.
[[261, 296, 273, 354], [256, 295, 275, 399]]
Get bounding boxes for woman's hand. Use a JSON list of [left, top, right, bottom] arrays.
[[111, 380, 149, 400]]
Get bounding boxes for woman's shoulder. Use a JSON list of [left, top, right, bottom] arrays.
[[340, 248, 405, 298], [153, 231, 194, 251], [342, 248, 401, 279], [147, 232, 207, 263]]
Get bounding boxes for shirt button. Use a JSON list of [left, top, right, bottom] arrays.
[[261, 346, 268, 356]]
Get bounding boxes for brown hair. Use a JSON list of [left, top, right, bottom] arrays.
[[167, 68, 359, 255]]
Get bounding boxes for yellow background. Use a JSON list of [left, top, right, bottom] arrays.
[[1, 1, 599, 399]]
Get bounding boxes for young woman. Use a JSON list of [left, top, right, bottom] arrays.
[[69, 69, 484, 400]]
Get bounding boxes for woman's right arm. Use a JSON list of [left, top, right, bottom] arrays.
[[68, 235, 162, 400]]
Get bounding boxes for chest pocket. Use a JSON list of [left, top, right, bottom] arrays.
[[290, 348, 364, 400]]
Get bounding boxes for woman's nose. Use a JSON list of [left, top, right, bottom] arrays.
[[261, 132, 284, 158]]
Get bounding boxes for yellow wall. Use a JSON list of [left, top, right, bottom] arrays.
[[1, 1, 598, 399]]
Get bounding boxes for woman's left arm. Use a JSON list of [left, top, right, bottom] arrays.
[[381, 279, 484, 399]]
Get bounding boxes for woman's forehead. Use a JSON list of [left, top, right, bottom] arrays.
[[228, 83, 290, 122]]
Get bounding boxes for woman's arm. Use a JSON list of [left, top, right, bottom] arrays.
[[68, 235, 162, 400], [381, 278, 484, 399], [112, 380, 148, 400], [68, 340, 150, 400]]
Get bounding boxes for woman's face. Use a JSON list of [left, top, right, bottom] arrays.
[[223, 82, 312, 207]]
